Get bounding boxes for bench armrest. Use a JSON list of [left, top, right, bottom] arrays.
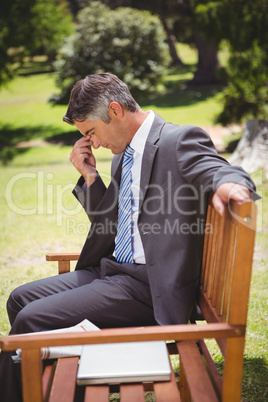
[[46, 253, 80, 274], [1, 322, 245, 351]]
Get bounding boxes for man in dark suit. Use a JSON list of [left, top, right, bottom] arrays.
[[0, 73, 257, 401]]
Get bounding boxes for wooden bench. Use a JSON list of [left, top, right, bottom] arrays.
[[0, 199, 257, 402]]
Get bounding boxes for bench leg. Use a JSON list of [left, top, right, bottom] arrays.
[[222, 337, 245, 402], [21, 349, 43, 402]]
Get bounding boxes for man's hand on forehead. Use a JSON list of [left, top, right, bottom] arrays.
[[69, 136, 98, 187]]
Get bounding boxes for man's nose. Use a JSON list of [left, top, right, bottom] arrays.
[[91, 138, 101, 149]]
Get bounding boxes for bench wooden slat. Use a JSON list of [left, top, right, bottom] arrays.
[[200, 202, 212, 285], [120, 384, 145, 401], [214, 215, 231, 316], [211, 214, 224, 308], [198, 291, 220, 324], [178, 357, 191, 402], [177, 341, 218, 402], [198, 340, 222, 395], [42, 363, 55, 402], [204, 206, 217, 297], [48, 357, 79, 402], [198, 292, 227, 356], [153, 360, 181, 402], [221, 218, 236, 321], [84, 385, 110, 401]]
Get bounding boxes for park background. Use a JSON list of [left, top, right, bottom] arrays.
[[0, 1, 267, 400]]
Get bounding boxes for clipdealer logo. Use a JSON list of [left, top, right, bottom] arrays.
[[5, 169, 263, 232], [65, 218, 213, 237]]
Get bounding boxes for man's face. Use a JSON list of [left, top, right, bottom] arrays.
[[74, 117, 128, 155]]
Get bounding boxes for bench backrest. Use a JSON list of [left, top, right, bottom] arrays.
[[199, 199, 257, 354]]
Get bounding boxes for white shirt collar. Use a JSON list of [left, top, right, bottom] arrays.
[[130, 110, 155, 157]]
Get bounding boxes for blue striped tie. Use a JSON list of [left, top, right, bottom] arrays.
[[115, 145, 135, 264]]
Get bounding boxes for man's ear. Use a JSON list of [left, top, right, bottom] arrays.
[[109, 102, 123, 119]]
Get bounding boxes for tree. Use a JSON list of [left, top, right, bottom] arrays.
[[25, 0, 73, 62], [0, 0, 72, 86], [228, 119, 268, 179], [159, 16, 184, 67], [0, 0, 33, 84], [105, 0, 222, 84], [217, 45, 268, 125], [219, 46, 268, 177], [86, 0, 185, 68], [176, 0, 222, 84], [51, 2, 169, 104], [128, 0, 185, 67], [71, 0, 227, 84], [214, 0, 268, 177], [190, 31, 220, 85]]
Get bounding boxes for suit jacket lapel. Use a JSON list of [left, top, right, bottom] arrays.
[[94, 153, 123, 222], [139, 114, 165, 212]]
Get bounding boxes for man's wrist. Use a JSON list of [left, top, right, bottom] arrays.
[[84, 171, 98, 188]]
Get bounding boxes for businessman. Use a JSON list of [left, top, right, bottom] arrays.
[[0, 73, 256, 401]]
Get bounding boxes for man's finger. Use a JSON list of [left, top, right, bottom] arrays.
[[212, 193, 225, 216]]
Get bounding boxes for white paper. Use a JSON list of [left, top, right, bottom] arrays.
[[13, 319, 100, 361]]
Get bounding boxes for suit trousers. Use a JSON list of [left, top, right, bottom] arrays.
[[0, 257, 156, 402]]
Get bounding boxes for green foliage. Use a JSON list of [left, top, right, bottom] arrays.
[[25, 0, 73, 60], [0, 72, 79, 164], [0, 0, 72, 86], [217, 44, 268, 124], [52, 2, 169, 104], [190, 0, 268, 49], [189, 0, 268, 124], [190, 1, 224, 44], [0, 0, 33, 84]]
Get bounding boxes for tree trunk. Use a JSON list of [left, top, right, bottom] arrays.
[[161, 17, 184, 67], [190, 31, 220, 85], [228, 119, 268, 179]]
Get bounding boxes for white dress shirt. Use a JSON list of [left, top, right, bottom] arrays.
[[129, 110, 155, 264]]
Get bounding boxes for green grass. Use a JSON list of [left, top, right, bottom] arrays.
[[0, 47, 225, 167], [141, 85, 223, 127], [0, 73, 62, 127], [0, 63, 224, 141], [0, 68, 224, 165], [0, 73, 77, 147]]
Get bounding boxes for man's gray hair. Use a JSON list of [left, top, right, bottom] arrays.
[[63, 73, 140, 125]]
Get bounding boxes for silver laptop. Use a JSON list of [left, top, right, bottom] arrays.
[[77, 340, 171, 385]]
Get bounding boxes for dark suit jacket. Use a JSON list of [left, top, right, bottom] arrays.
[[73, 114, 256, 325]]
